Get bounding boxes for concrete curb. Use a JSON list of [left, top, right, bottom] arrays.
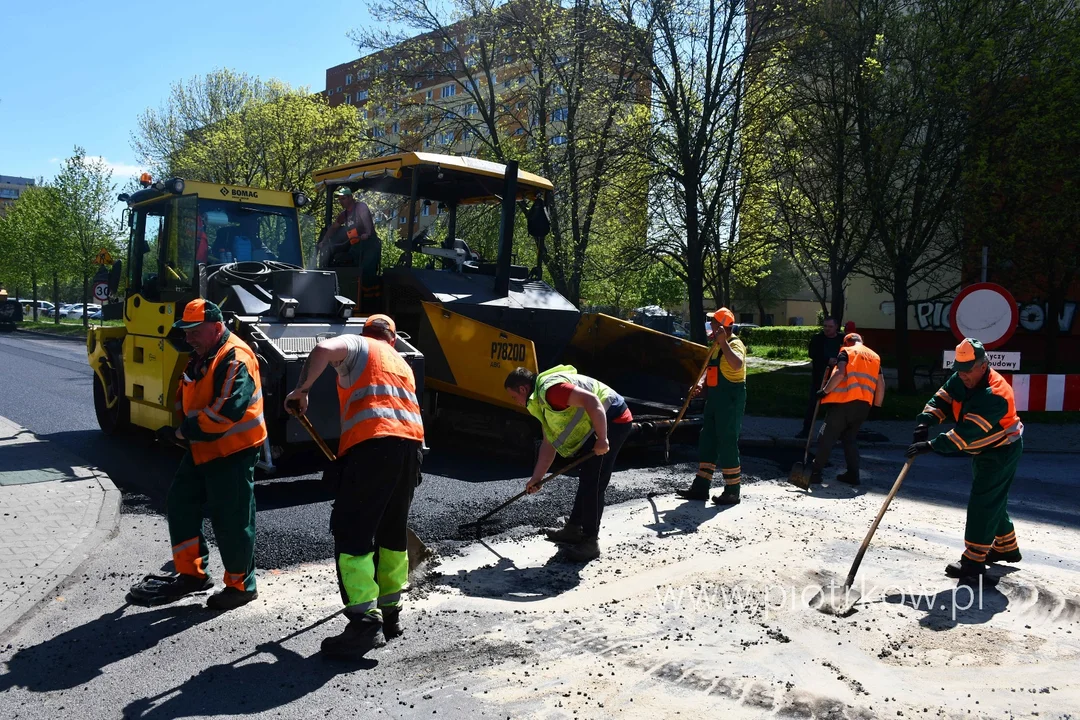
[[13, 328, 88, 343], [739, 435, 1077, 455], [0, 429, 122, 642]]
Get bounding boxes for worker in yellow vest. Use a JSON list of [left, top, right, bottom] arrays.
[[285, 314, 424, 659], [676, 308, 746, 505], [808, 333, 885, 486], [128, 299, 266, 610]]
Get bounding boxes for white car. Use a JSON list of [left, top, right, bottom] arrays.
[[61, 303, 101, 319], [18, 299, 54, 317]]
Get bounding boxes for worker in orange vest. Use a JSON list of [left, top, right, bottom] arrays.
[[907, 338, 1025, 580], [285, 314, 423, 660], [807, 333, 885, 486], [128, 299, 266, 610]]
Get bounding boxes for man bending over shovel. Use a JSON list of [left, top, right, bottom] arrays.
[[906, 338, 1024, 581], [504, 365, 633, 562]]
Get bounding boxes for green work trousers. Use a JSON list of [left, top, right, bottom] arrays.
[[167, 446, 259, 592], [962, 438, 1023, 562], [694, 381, 746, 493]]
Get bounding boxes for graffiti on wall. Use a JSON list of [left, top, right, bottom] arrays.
[[912, 300, 1077, 332]]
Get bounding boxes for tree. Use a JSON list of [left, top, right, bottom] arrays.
[[854, 0, 1036, 390], [628, 0, 769, 343], [0, 185, 67, 322], [964, 0, 1080, 372], [353, 0, 651, 305], [733, 250, 803, 325], [55, 148, 119, 328], [133, 69, 365, 237]]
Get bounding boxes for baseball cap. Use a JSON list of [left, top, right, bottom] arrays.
[[953, 338, 986, 372], [173, 298, 223, 330], [712, 308, 735, 327], [843, 332, 862, 346], [334, 187, 354, 197], [363, 313, 396, 335]]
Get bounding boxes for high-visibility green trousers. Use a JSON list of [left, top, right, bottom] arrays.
[[167, 446, 259, 592], [693, 381, 746, 495], [962, 439, 1023, 562]]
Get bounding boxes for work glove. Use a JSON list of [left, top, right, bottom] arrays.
[[913, 424, 929, 443], [816, 388, 828, 399], [905, 441, 933, 458]]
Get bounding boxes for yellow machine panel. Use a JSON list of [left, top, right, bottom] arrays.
[[420, 301, 538, 412], [121, 293, 190, 430]]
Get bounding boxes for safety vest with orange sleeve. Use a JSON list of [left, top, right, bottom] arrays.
[[917, 368, 1024, 455], [178, 330, 267, 465], [821, 344, 881, 405], [336, 335, 425, 456]]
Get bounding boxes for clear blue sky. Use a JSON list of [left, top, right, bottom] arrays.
[[0, 1, 371, 185]]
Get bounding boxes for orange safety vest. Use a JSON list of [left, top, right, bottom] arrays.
[[822, 344, 881, 405], [181, 332, 267, 465], [337, 337, 425, 456], [946, 368, 1024, 451]]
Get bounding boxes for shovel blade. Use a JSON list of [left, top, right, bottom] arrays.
[[809, 584, 861, 616], [407, 528, 434, 574], [788, 462, 809, 490]]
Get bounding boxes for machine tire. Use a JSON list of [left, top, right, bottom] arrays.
[[94, 368, 130, 435]]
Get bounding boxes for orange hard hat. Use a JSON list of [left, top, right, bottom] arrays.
[[712, 308, 735, 327]]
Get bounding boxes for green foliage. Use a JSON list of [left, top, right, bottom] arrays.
[[738, 326, 818, 350]]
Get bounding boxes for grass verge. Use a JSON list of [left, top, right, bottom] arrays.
[[16, 319, 123, 339]]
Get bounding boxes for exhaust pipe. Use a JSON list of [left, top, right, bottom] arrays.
[[494, 160, 519, 298]]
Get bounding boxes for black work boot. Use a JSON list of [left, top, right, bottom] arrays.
[[712, 486, 741, 506], [562, 536, 601, 562], [128, 572, 212, 606], [321, 614, 386, 660], [836, 470, 860, 486], [206, 587, 258, 611], [945, 557, 986, 580], [545, 523, 584, 544], [675, 477, 710, 501], [986, 547, 1022, 564], [809, 470, 823, 485], [380, 605, 402, 640]]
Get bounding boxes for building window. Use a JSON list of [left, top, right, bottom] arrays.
[[336, 86, 342, 93], [517, 76, 526, 87], [422, 204, 431, 216], [551, 135, 568, 145], [439, 131, 455, 145], [739, 313, 754, 324], [399, 215, 408, 224], [464, 79, 477, 92], [426, 90, 434, 102], [551, 107, 568, 122], [415, 80, 424, 90], [356, 90, 369, 101], [551, 84, 564, 96], [373, 126, 386, 138], [345, 74, 353, 85], [424, 137, 433, 148], [555, 55, 570, 67], [465, 56, 477, 68], [448, 61, 457, 71], [503, 79, 512, 89], [442, 85, 456, 98], [513, 127, 525, 136], [428, 71, 435, 80], [530, 114, 539, 127], [467, 33, 477, 44], [391, 121, 400, 134], [378, 62, 389, 73], [504, 54, 514, 64], [361, 70, 371, 80], [444, 41, 454, 52]]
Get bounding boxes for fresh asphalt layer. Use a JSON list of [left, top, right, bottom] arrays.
[[2, 330, 1079, 575]]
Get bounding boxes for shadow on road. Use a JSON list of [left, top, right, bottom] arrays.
[[0, 603, 212, 693], [121, 642, 371, 719], [644, 495, 727, 537], [438, 540, 584, 601], [883, 568, 1018, 630]]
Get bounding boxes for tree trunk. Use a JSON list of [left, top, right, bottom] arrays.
[[31, 274, 38, 322], [685, 187, 706, 345], [757, 298, 767, 325], [53, 273, 60, 325], [82, 272, 89, 329], [830, 272, 845, 322], [894, 279, 916, 394]]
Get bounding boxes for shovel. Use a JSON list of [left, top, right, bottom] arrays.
[[287, 403, 433, 573], [458, 451, 595, 535], [810, 457, 914, 616], [789, 367, 834, 489], [665, 336, 721, 463]]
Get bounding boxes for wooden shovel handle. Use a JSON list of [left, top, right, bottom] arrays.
[[843, 458, 914, 588]]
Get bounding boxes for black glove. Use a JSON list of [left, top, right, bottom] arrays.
[[913, 424, 929, 443], [816, 388, 828, 399], [905, 441, 933, 458], [156, 426, 178, 446]]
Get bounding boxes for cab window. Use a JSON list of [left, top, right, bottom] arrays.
[[198, 200, 302, 266]]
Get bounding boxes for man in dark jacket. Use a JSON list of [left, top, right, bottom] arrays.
[[797, 317, 843, 438]]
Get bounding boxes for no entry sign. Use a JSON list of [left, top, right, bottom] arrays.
[[948, 283, 1018, 350]]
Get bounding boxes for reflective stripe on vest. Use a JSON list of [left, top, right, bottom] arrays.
[[337, 337, 424, 455], [182, 332, 267, 465], [822, 344, 881, 405], [526, 365, 617, 458]]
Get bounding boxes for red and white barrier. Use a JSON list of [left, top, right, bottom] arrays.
[[1002, 374, 1080, 411]]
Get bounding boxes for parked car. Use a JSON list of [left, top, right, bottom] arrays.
[[61, 303, 101, 319]]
